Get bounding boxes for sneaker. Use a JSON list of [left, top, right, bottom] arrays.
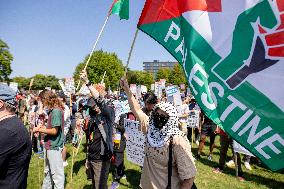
[[121, 175, 127, 179], [226, 160, 235, 168], [213, 167, 223, 174], [63, 161, 68, 167], [244, 162, 252, 171], [110, 181, 120, 189], [207, 155, 212, 161]]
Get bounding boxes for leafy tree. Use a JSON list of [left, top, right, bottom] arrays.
[[12, 76, 30, 89], [126, 70, 154, 89], [45, 75, 60, 90], [156, 68, 171, 82], [12, 75, 60, 90], [74, 50, 125, 89], [0, 39, 13, 82], [169, 63, 187, 85]]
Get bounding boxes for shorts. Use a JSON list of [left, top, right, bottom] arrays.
[[201, 124, 217, 136]]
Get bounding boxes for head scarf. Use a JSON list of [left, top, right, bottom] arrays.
[[147, 102, 185, 148]]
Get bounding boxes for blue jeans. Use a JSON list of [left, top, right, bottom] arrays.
[[42, 149, 65, 189]]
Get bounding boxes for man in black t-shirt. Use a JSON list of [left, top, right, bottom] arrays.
[[0, 84, 32, 189], [196, 112, 219, 161]]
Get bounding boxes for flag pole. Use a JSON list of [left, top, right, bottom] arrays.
[[76, 13, 111, 90], [124, 28, 139, 74]]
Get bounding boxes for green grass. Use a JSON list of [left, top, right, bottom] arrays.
[[27, 136, 284, 189]]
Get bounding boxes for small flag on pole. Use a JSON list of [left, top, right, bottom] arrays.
[[110, 0, 129, 20]]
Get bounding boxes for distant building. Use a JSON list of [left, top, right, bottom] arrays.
[[143, 60, 178, 78]]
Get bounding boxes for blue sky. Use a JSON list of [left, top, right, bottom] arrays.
[[0, 0, 175, 78]]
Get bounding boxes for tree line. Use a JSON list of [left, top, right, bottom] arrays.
[[0, 39, 187, 91]]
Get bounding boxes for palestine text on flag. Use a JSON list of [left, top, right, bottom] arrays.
[[138, 0, 284, 171]]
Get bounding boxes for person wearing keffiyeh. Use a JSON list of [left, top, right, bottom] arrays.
[[120, 77, 197, 189]]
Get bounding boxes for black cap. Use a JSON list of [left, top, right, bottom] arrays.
[[58, 91, 66, 99]]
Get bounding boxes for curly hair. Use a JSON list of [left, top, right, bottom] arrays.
[[39, 90, 64, 110]]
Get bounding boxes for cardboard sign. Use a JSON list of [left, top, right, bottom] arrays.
[[124, 119, 145, 166], [65, 78, 75, 95]]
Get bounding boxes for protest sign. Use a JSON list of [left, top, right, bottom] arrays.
[[58, 80, 67, 95], [187, 87, 191, 96], [188, 110, 200, 128], [166, 85, 178, 97], [9, 82, 18, 92], [150, 84, 154, 91], [124, 119, 145, 166], [141, 85, 147, 94], [159, 79, 166, 89], [233, 141, 255, 157], [78, 84, 90, 95], [130, 84, 137, 95], [136, 85, 142, 99], [65, 78, 75, 95], [113, 100, 130, 123]]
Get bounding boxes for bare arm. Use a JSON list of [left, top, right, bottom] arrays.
[[80, 70, 99, 99], [120, 77, 149, 133], [34, 126, 59, 136]]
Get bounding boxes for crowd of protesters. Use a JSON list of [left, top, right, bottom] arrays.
[[0, 70, 264, 189]]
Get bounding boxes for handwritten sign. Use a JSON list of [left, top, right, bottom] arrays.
[[113, 100, 130, 123], [188, 110, 199, 128], [124, 119, 145, 166]]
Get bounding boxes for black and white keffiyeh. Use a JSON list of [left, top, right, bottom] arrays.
[[147, 102, 185, 148]]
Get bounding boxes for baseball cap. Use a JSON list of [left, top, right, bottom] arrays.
[[0, 84, 16, 106]]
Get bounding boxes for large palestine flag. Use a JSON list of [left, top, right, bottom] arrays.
[[138, 0, 284, 171]]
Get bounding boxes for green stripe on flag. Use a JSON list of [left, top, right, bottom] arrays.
[[111, 0, 129, 20], [138, 0, 284, 171]]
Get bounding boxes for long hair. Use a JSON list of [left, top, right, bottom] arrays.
[[39, 90, 64, 110]]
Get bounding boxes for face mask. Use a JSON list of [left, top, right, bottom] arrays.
[[153, 112, 169, 129]]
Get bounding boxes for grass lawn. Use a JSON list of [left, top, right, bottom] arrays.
[[27, 136, 284, 189]]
